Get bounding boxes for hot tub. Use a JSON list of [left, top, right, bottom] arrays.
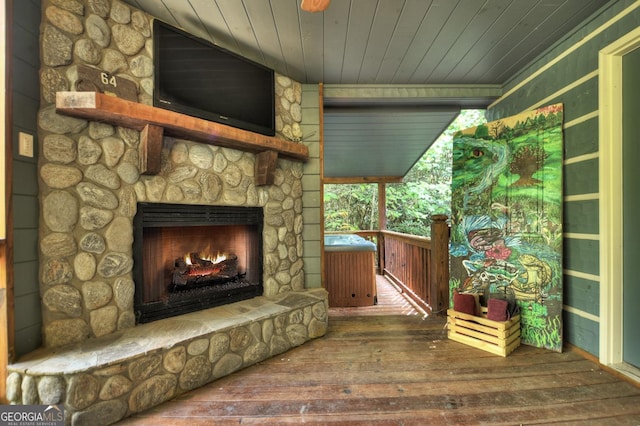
[[324, 234, 377, 307]]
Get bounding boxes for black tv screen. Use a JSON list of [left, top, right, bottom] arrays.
[[153, 20, 275, 136]]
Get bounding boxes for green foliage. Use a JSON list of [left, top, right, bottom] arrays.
[[324, 183, 378, 231], [324, 110, 486, 236]]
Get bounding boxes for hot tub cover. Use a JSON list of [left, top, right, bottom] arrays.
[[324, 234, 376, 252]]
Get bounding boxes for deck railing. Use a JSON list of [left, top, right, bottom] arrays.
[[329, 215, 450, 315]]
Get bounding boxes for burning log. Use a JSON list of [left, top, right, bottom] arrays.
[[172, 252, 239, 288]]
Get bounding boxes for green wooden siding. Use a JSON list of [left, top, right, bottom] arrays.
[[486, 0, 640, 356], [564, 310, 600, 356], [12, 1, 40, 65], [13, 262, 39, 300], [564, 116, 598, 159], [301, 85, 322, 288], [564, 199, 599, 234], [491, 0, 638, 116], [564, 238, 599, 276], [564, 158, 599, 196], [564, 274, 599, 316], [12, 0, 42, 357]]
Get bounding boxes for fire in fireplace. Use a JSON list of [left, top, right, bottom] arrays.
[[133, 203, 264, 323], [172, 251, 239, 288]]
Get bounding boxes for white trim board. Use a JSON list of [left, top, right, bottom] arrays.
[[598, 26, 640, 367]]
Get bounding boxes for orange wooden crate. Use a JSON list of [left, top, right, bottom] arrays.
[[447, 307, 521, 357]]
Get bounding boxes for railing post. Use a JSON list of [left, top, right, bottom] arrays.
[[429, 215, 449, 316], [377, 231, 385, 275]]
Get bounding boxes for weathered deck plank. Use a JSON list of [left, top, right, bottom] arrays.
[[120, 277, 640, 425]]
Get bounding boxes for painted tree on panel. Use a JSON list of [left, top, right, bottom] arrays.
[[450, 104, 563, 352]]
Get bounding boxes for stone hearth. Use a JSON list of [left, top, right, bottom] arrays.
[[7, 289, 327, 425]]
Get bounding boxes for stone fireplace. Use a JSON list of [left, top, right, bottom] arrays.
[[6, 1, 327, 423], [29, 0, 316, 346]]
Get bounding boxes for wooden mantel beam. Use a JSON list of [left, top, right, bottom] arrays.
[[55, 91, 309, 163]]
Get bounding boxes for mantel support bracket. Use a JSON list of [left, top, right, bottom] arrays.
[[140, 124, 164, 175], [255, 151, 278, 186]]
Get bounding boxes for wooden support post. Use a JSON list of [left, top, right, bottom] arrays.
[[255, 150, 278, 186], [377, 183, 386, 274], [429, 214, 450, 316], [378, 183, 386, 230], [139, 124, 164, 175], [378, 231, 385, 275]]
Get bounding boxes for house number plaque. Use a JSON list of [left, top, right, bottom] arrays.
[[76, 64, 138, 101]]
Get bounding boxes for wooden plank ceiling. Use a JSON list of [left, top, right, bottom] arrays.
[[122, 0, 611, 179], [324, 106, 459, 179]]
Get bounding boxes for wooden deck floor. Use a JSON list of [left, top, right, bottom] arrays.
[[327, 274, 427, 317], [121, 277, 640, 425]]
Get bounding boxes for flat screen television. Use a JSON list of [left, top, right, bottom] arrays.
[[153, 20, 275, 136]]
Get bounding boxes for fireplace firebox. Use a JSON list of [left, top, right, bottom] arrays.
[[133, 203, 263, 323]]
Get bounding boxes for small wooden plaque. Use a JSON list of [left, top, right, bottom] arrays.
[[77, 65, 138, 101]]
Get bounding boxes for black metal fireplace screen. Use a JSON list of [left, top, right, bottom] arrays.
[[133, 203, 263, 323]]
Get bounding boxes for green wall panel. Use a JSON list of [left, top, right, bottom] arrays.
[[487, 54, 598, 120], [563, 310, 599, 356], [12, 161, 38, 196], [564, 238, 599, 276], [14, 325, 42, 360], [499, 1, 638, 88], [564, 158, 599, 196], [564, 274, 599, 316], [546, 78, 599, 123], [12, 0, 42, 357], [564, 199, 599, 234], [13, 295, 42, 343], [12, 93, 39, 133], [11, 24, 39, 67], [13, 262, 39, 298], [13, 194, 38, 229], [12, 58, 40, 100], [564, 117, 598, 159], [490, 4, 640, 122], [13, 229, 38, 264], [301, 85, 322, 289]]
